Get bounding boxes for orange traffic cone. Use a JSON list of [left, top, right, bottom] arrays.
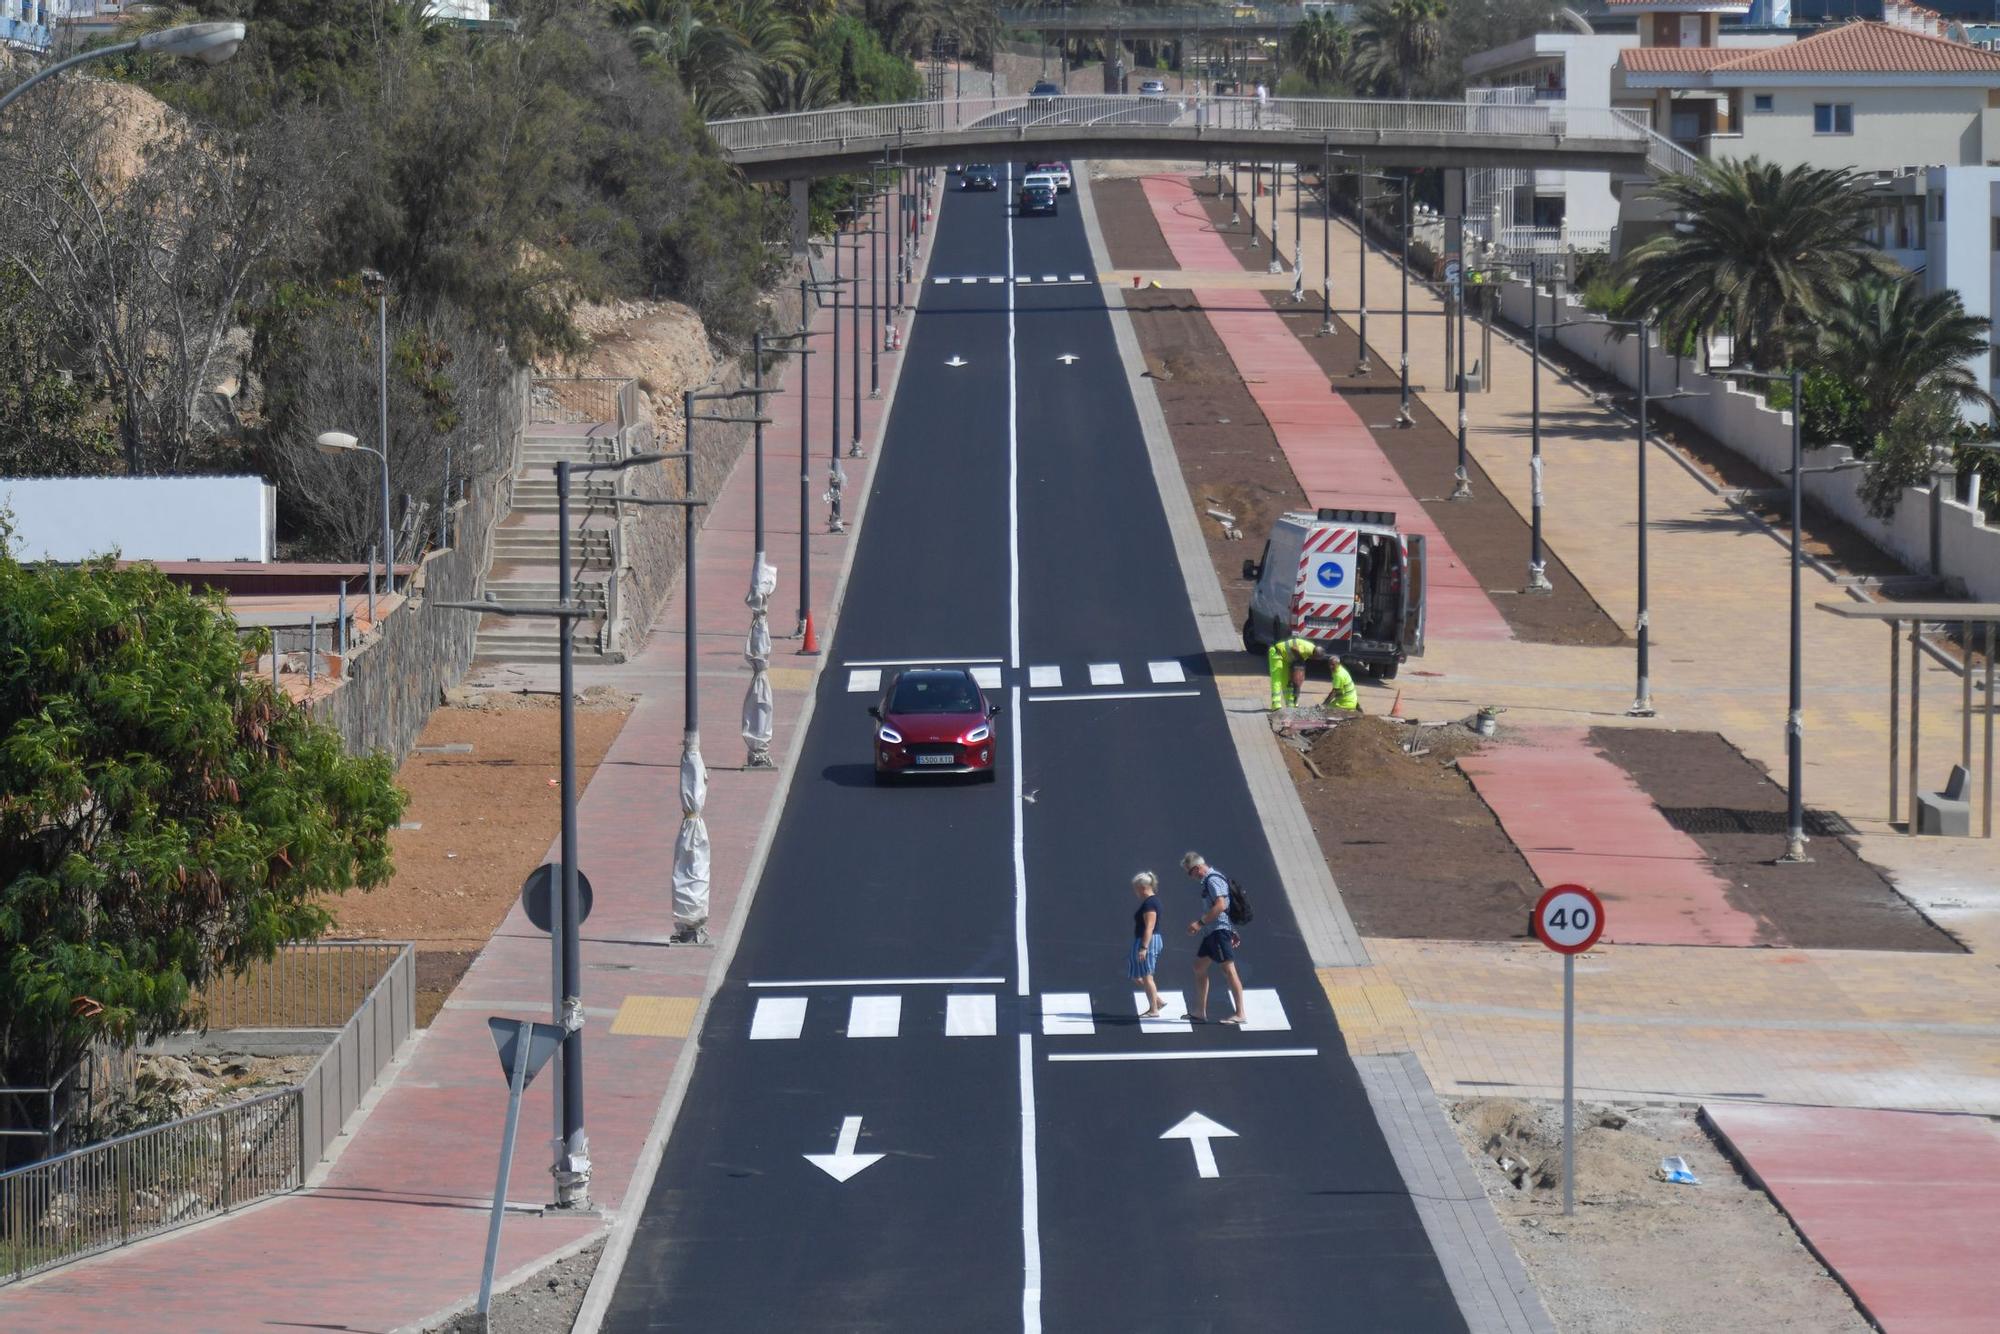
[[1389, 689, 1405, 718], [801, 612, 820, 656], [1133, 273, 1143, 289]]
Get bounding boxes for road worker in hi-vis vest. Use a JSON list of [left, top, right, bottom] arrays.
[[1267, 636, 1322, 710], [1324, 654, 1361, 713]]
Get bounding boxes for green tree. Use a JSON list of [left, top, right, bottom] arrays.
[[1858, 385, 1962, 520], [1346, 0, 1446, 99], [1818, 274, 1994, 448], [0, 545, 403, 1141], [1286, 12, 1350, 92], [0, 266, 118, 478], [1619, 157, 1890, 370]]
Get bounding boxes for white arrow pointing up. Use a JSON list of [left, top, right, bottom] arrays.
[[945, 355, 968, 367], [804, 1115, 885, 1183], [1160, 1112, 1238, 1179], [1057, 353, 1080, 364]]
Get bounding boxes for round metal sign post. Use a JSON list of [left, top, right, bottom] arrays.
[[1534, 884, 1606, 1217]]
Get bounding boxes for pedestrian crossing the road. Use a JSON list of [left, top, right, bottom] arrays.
[[933, 273, 1092, 286], [843, 658, 1199, 695], [748, 987, 1292, 1040]]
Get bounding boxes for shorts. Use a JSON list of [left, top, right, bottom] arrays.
[[1127, 934, 1164, 980], [1196, 929, 1240, 963]]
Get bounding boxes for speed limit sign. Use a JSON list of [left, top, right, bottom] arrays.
[[1533, 884, 1605, 954]]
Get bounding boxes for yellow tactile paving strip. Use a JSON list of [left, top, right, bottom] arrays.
[[609, 994, 700, 1038]]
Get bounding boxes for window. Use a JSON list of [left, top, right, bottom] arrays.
[[1813, 103, 1853, 134], [1752, 94, 1774, 113], [1992, 216, 2000, 251]]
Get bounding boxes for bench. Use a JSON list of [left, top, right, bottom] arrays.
[[1917, 764, 1972, 837]]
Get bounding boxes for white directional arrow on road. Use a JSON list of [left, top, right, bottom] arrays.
[[804, 1115, 885, 1183], [1057, 354, 1080, 364], [1160, 1112, 1238, 1179], [945, 355, 968, 367]]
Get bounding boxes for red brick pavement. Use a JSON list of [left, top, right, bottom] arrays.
[[0, 187, 940, 1333]]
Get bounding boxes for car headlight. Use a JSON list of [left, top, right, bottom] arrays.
[[877, 726, 903, 744], [962, 725, 990, 745]]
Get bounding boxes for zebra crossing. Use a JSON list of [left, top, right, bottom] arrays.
[[933, 273, 1093, 286], [843, 658, 1195, 695], [746, 987, 1293, 1041]]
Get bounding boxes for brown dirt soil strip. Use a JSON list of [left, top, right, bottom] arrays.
[[328, 690, 635, 1024], [1284, 717, 1541, 941], [1587, 726, 1961, 953], [1090, 175, 1177, 273]]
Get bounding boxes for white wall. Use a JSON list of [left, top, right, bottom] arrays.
[[1923, 165, 2000, 429], [1730, 84, 1989, 172], [1491, 275, 2000, 600], [1, 476, 276, 563]]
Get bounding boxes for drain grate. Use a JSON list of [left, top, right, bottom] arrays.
[[1659, 806, 1857, 838]]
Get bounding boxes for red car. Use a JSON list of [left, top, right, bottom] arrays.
[[869, 667, 1000, 783]]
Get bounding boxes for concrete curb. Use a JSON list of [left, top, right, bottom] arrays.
[[1075, 165, 1369, 971], [570, 210, 942, 1334]]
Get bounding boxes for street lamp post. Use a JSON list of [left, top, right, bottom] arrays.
[[360, 269, 391, 593], [0, 21, 247, 116], [1452, 265, 1473, 500], [1526, 256, 1556, 593], [317, 432, 394, 612], [1353, 166, 1370, 376]]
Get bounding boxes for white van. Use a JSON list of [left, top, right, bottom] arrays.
[[1242, 508, 1428, 678]]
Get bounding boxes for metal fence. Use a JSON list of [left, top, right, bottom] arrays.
[[0, 941, 414, 1286], [528, 375, 629, 427], [196, 939, 406, 1031]]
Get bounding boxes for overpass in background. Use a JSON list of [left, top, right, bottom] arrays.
[[994, 4, 1344, 38], [707, 93, 1696, 182]]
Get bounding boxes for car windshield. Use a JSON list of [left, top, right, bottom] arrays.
[[968, 164, 991, 173], [889, 673, 980, 714]]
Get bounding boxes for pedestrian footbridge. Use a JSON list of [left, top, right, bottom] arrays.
[[706, 94, 1696, 181]]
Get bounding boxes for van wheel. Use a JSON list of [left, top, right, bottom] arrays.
[[1241, 616, 1261, 655], [1379, 660, 1400, 681]]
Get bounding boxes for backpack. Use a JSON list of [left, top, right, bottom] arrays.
[[1225, 876, 1254, 926]]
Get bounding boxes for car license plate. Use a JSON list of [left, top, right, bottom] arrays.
[[915, 754, 955, 765]]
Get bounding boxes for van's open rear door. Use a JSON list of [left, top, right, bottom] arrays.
[[1399, 534, 1427, 658]]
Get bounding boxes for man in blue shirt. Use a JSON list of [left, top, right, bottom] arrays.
[[1180, 851, 1246, 1025]]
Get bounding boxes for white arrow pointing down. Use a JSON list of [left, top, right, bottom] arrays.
[[805, 1115, 885, 1183], [1160, 1112, 1238, 1179]]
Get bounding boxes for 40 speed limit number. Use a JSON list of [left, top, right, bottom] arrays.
[[1533, 884, 1606, 954]]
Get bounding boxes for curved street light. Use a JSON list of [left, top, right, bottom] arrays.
[[0, 22, 249, 118], [317, 430, 395, 601]]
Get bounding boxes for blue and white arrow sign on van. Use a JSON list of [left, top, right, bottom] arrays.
[[1315, 560, 1346, 591]]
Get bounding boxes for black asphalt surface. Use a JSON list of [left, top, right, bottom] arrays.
[[602, 169, 1464, 1333]]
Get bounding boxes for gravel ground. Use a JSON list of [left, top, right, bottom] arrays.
[[1450, 1098, 1869, 1333], [426, 1239, 602, 1334]]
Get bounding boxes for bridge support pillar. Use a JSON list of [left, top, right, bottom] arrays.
[[788, 178, 811, 259]]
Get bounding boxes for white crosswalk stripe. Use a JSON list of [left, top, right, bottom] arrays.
[[1041, 993, 1095, 1036], [987, 276, 1004, 284], [847, 995, 901, 1038], [1041, 274, 1057, 283], [946, 994, 997, 1037], [971, 665, 1002, 689], [1239, 988, 1291, 1032], [1028, 665, 1062, 688], [1088, 663, 1123, 686], [749, 997, 807, 1040], [1069, 273, 1087, 282], [846, 668, 882, 693], [1134, 990, 1192, 1033], [1147, 660, 1187, 684]]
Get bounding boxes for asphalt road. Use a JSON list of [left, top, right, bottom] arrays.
[[602, 167, 1464, 1333]]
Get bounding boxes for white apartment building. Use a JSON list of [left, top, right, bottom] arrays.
[[3, 0, 52, 52]]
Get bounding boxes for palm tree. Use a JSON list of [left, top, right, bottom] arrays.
[[1346, 0, 1445, 100], [611, 0, 809, 118], [1819, 274, 1994, 446], [1619, 156, 1891, 369], [1286, 12, 1349, 92]]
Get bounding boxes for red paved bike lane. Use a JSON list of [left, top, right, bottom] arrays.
[[0, 189, 938, 1333]]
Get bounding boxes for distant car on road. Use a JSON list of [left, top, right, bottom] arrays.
[[869, 668, 1000, 782], [1139, 79, 1167, 97], [1029, 80, 1061, 98], [1018, 178, 1058, 216], [1029, 160, 1073, 193], [962, 163, 998, 191]]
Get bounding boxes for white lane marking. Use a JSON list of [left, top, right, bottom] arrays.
[[971, 665, 1003, 689], [846, 994, 902, 1038], [946, 994, 997, 1037], [1069, 273, 1086, 282], [748, 997, 807, 1040], [1160, 1112, 1238, 1179], [1088, 663, 1123, 686], [843, 657, 1004, 667], [1240, 988, 1292, 1032], [1028, 665, 1062, 688], [1147, 660, 1187, 684], [1048, 1047, 1320, 1062], [1040, 992, 1093, 1036], [934, 276, 951, 284], [1029, 689, 1202, 703], [1135, 990, 1192, 1034], [1018, 1033, 1042, 1332], [988, 275, 1004, 284], [804, 1115, 885, 1183], [748, 976, 1005, 988], [1041, 274, 1057, 283], [846, 668, 881, 693], [1014, 275, 1030, 284]]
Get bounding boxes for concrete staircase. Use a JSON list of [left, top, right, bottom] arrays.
[[476, 422, 625, 664]]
